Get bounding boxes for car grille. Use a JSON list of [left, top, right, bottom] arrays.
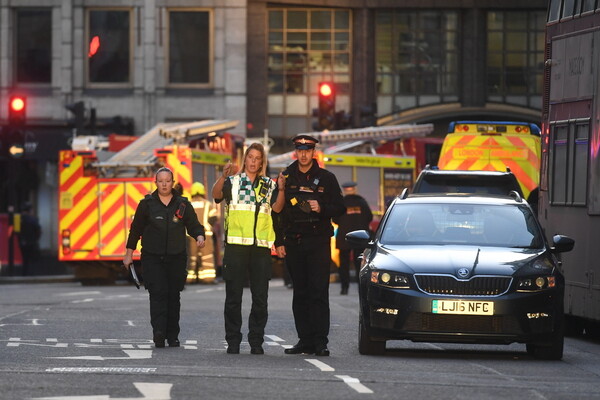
[[403, 313, 522, 334], [414, 274, 512, 296]]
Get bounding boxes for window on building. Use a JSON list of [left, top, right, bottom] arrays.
[[375, 10, 459, 116], [550, 122, 589, 206], [15, 9, 52, 84], [87, 9, 131, 85], [486, 11, 545, 108], [168, 10, 212, 86], [267, 8, 351, 137]]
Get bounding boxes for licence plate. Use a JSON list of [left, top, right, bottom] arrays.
[[432, 299, 494, 315]]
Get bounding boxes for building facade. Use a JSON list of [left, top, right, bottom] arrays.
[[0, 0, 548, 263], [248, 0, 548, 147]]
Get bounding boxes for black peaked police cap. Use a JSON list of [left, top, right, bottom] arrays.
[[292, 134, 319, 150]]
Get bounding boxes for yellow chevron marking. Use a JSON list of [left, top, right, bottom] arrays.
[[59, 155, 82, 186], [70, 212, 99, 257], [60, 186, 97, 230], [98, 184, 125, 256]]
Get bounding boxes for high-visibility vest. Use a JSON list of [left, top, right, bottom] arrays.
[[191, 198, 216, 233], [225, 174, 276, 248]]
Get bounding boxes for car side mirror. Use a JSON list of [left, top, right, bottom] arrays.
[[345, 230, 371, 248], [551, 234, 574, 253]]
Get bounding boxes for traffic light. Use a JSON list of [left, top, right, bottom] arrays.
[[8, 95, 26, 126], [4, 96, 27, 158], [360, 103, 377, 127], [315, 82, 336, 131], [65, 101, 86, 133], [335, 110, 352, 130]]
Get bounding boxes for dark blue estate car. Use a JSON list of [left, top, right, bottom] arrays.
[[347, 193, 574, 360]]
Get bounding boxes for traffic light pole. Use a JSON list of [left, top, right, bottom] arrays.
[[7, 157, 17, 274]]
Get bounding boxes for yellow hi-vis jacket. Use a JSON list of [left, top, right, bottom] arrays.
[[225, 174, 277, 248]]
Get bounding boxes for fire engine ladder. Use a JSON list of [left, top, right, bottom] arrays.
[[94, 119, 239, 177], [268, 123, 434, 168]]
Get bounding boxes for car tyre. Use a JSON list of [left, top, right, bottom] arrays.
[[358, 312, 386, 355], [526, 315, 564, 360]]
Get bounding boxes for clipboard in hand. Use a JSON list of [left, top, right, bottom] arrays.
[[125, 264, 141, 289]]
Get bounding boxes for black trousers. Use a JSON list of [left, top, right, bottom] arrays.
[[285, 235, 331, 348], [223, 244, 271, 347], [338, 248, 363, 288], [141, 252, 187, 341]]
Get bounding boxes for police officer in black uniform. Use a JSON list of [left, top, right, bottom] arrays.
[[275, 135, 345, 356], [333, 182, 373, 294], [124, 167, 205, 348]]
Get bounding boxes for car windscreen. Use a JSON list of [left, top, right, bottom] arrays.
[[379, 203, 543, 248], [416, 176, 520, 196]]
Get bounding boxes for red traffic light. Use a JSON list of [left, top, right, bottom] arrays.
[[319, 82, 333, 97], [88, 36, 100, 58], [316, 82, 336, 131], [8, 95, 26, 126], [10, 97, 25, 112]]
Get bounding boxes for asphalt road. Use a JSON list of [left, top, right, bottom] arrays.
[[1, 279, 600, 400]]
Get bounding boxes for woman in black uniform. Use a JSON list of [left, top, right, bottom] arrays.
[[123, 167, 205, 348]]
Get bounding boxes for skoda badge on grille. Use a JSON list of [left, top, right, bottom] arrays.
[[457, 268, 470, 278]]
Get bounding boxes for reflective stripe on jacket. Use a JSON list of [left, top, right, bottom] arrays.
[[225, 174, 276, 248]]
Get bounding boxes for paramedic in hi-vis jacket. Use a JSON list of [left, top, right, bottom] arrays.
[[212, 142, 286, 355], [124, 167, 205, 348]]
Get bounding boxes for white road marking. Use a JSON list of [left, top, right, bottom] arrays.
[[335, 375, 373, 394], [265, 335, 284, 342], [0, 319, 45, 327], [30, 382, 172, 399], [71, 298, 95, 304], [305, 358, 335, 372], [7, 338, 68, 348], [50, 349, 152, 360], [58, 291, 102, 297], [184, 340, 197, 345], [46, 367, 156, 373], [126, 321, 135, 327], [193, 288, 217, 293]]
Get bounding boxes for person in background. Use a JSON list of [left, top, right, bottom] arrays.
[[275, 135, 346, 357], [333, 182, 372, 295], [123, 167, 205, 348], [188, 182, 218, 283], [212, 143, 285, 355], [19, 201, 41, 276]]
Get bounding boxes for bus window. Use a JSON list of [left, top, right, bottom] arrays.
[[562, 0, 575, 17], [582, 0, 596, 13], [548, 0, 561, 21]]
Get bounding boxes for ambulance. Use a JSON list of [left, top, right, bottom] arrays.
[[58, 120, 239, 284], [437, 121, 541, 200]]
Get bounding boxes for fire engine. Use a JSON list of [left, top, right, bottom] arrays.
[[437, 121, 541, 200], [58, 120, 239, 284]]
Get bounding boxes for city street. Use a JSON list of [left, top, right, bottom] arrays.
[[1, 279, 600, 400]]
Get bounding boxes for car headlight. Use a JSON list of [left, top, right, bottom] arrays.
[[370, 271, 410, 288], [517, 276, 556, 291]]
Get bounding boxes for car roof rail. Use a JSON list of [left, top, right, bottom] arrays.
[[508, 190, 522, 202], [400, 187, 409, 199], [505, 166, 512, 173]]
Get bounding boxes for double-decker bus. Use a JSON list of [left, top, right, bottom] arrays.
[[540, 0, 600, 335]]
